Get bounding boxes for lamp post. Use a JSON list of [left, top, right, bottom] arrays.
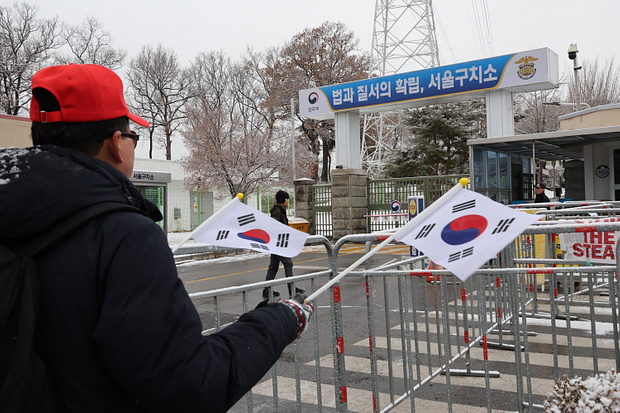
[[568, 43, 582, 112]]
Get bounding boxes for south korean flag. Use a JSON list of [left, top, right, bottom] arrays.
[[190, 200, 309, 258], [395, 190, 541, 281]]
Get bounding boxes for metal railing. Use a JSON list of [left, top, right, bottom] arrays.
[[187, 211, 620, 412]]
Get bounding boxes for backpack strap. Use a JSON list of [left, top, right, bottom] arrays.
[[25, 202, 147, 257]]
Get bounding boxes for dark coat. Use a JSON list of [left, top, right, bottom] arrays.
[[270, 203, 288, 226], [0, 146, 297, 412]]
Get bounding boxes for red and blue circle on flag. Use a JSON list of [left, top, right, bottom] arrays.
[[440, 214, 488, 245]]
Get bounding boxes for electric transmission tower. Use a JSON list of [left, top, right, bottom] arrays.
[[362, 0, 440, 177]]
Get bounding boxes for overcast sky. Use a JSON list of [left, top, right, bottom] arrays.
[[30, 0, 619, 159]]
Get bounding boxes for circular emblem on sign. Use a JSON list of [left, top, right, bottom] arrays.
[[308, 92, 319, 104], [515, 55, 539, 80], [409, 200, 417, 215], [440, 215, 488, 246], [595, 165, 610, 178], [391, 200, 401, 212]]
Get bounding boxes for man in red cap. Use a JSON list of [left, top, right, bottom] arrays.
[[0, 64, 313, 412]]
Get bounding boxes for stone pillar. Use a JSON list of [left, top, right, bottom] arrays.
[[331, 168, 367, 240], [293, 178, 314, 233]]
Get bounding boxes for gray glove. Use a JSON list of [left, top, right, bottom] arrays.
[[278, 293, 315, 340]]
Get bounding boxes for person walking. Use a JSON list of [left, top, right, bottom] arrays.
[[263, 190, 306, 298], [0, 63, 314, 412]]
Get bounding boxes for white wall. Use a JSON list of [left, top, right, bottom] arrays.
[[584, 144, 613, 200], [133, 158, 259, 232]]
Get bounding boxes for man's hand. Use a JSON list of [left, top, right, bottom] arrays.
[[278, 294, 315, 340]]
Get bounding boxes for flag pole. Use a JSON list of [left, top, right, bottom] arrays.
[[171, 193, 244, 254], [305, 178, 469, 303]]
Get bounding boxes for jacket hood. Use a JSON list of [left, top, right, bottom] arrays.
[[0, 145, 162, 243]]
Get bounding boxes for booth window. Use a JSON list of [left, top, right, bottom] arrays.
[[473, 148, 522, 203]]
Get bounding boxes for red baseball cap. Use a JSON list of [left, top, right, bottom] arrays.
[[30, 64, 149, 127]]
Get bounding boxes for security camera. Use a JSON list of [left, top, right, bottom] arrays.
[[568, 43, 578, 60]]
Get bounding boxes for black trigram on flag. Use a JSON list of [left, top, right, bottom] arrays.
[[216, 230, 230, 240], [238, 213, 256, 226], [415, 223, 436, 240], [250, 243, 269, 251], [276, 233, 290, 248], [492, 218, 515, 234], [448, 246, 475, 262], [452, 200, 475, 213]]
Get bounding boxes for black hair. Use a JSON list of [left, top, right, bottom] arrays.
[[275, 190, 289, 204], [30, 87, 129, 156]]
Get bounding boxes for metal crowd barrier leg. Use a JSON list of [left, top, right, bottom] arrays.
[[401, 275, 416, 413], [382, 276, 397, 405], [363, 242, 380, 413], [310, 277, 324, 412], [440, 275, 454, 412], [407, 274, 423, 412], [586, 271, 600, 376], [330, 281, 348, 413], [477, 275, 493, 413]]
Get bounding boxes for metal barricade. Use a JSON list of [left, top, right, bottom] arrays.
[[187, 218, 620, 412]]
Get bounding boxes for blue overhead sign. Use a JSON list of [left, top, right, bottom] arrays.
[[299, 48, 558, 119]]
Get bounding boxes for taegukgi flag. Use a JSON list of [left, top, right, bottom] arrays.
[[190, 201, 309, 258], [395, 190, 541, 281]]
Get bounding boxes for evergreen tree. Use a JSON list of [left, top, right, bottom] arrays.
[[384, 100, 485, 177]]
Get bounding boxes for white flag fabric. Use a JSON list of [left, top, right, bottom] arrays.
[[190, 201, 309, 258], [395, 190, 541, 281]]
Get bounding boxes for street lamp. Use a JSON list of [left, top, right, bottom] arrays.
[[568, 43, 582, 112]]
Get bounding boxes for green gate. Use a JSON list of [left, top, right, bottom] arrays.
[[312, 184, 332, 239], [367, 175, 468, 232], [309, 175, 468, 236]]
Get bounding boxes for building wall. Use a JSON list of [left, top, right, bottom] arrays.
[[0, 114, 32, 147], [560, 105, 620, 131]]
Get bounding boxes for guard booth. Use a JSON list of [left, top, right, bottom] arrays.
[[130, 170, 171, 232]]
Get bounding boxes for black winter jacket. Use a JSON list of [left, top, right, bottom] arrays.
[[0, 146, 298, 412], [270, 203, 288, 226]]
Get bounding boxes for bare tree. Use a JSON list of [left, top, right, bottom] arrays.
[[126, 44, 192, 160], [569, 57, 620, 107], [56, 16, 126, 70], [183, 52, 296, 198], [0, 2, 59, 115], [240, 48, 316, 180], [514, 88, 565, 134], [271, 21, 370, 182]]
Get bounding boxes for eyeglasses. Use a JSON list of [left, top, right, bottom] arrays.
[[120, 131, 140, 148]]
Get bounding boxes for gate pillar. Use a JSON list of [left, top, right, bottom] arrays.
[[294, 177, 314, 234], [332, 168, 368, 240]]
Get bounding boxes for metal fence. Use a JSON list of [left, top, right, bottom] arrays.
[[312, 184, 333, 239], [366, 175, 467, 233], [187, 207, 620, 412], [307, 175, 469, 238]]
